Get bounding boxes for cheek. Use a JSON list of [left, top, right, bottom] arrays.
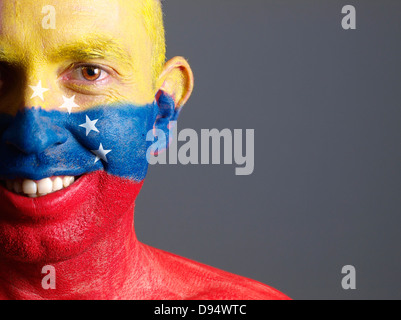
[[68, 102, 158, 181], [0, 102, 158, 181]]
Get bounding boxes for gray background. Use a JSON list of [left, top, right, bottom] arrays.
[[136, 0, 401, 299]]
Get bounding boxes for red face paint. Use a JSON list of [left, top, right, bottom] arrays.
[[0, 101, 289, 299], [0, 170, 143, 263]]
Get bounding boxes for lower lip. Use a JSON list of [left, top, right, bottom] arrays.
[[0, 171, 99, 221]]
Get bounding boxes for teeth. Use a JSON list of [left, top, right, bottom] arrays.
[[63, 176, 75, 188], [53, 177, 63, 192], [37, 178, 53, 195], [22, 180, 37, 195], [13, 180, 22, 193], [3, 176, 77, 197]]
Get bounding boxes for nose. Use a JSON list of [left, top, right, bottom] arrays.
[[2, 107, 68, 154]]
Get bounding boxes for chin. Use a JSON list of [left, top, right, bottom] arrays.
[[0, 170, 143, 264]]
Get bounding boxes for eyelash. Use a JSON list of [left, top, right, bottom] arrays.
[[63, 64, 111, 83], [57, 63, 119, 95], [0, 62, 115, 98]]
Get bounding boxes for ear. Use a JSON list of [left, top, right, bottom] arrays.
[[152, 57, 194, 152], [156, 56, 194, 111]]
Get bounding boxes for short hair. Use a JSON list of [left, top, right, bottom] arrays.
[[140, 0, 166, 85]]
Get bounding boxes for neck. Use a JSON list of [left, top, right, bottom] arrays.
[[0, 204, 151, 300]]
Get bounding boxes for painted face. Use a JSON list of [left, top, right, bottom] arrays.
[[0, 0, 179, 262]]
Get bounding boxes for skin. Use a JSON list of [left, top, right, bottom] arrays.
[[0, 0, 289, 300]]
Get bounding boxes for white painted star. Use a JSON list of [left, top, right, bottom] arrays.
[[29, 80, 49, 101], [91, 143, 112, 163], [59, 95, 80, 114], [79, 115, 100, 136]]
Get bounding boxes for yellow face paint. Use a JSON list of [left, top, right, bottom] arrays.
[[0, 0, 165, 115]]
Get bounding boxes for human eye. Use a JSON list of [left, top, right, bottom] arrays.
[[59, 63, 119, 95], [62, 64, 111, 83], [79, 66, 105, 81]]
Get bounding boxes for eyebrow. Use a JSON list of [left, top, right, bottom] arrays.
[[47, 35, 134, 68]]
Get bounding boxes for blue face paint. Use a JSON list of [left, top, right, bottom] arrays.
[[0, 92, 177, 182]]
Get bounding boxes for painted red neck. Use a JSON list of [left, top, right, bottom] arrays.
[[0, 171, 153, 300], [0, 204, 152, 299]]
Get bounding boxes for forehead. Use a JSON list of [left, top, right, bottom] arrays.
[[0, 0, 150, 59]]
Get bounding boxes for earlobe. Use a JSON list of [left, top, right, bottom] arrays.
[[155, 90, 178, 123], [151, 90, 178, 154]]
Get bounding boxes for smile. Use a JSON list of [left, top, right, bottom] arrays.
[[0, 172, 99, 221], [1, 176, 79, 197], [0, 170, 143, 223]]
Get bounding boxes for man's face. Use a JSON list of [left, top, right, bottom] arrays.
[[0, 0, 165, 262]]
